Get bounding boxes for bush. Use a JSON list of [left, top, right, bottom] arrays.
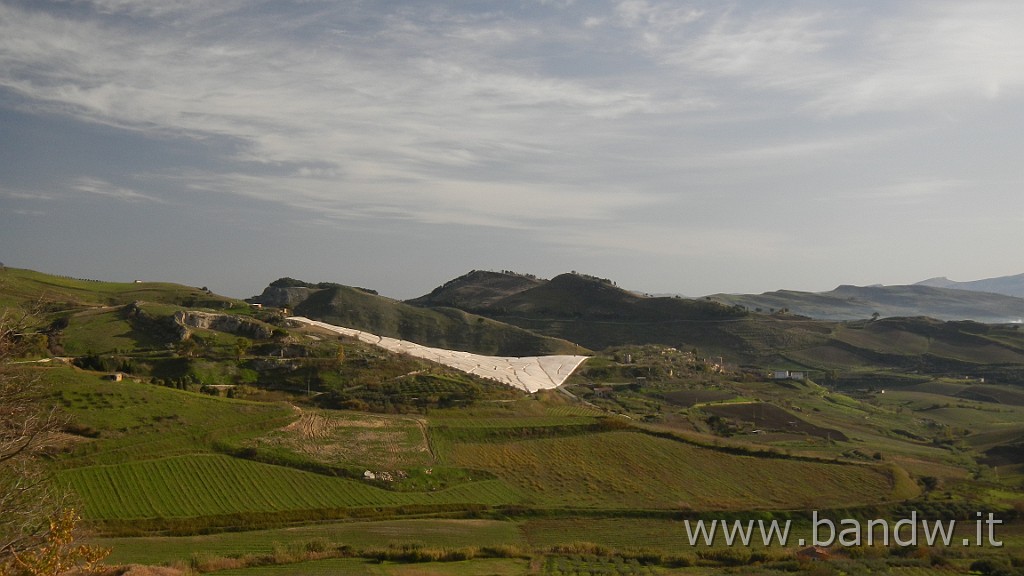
[[971, 558, 1021, 576]]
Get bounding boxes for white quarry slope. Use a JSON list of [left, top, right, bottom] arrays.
[[288, 317, 589, 393]]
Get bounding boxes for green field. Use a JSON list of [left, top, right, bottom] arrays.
[[48, 367, 295, 468], [97, 518, 525, 565], [32, 358, 1020, 575], [210, 558, 531, 576], [444, 430, 908, 510], [61, 454, 518, 521]]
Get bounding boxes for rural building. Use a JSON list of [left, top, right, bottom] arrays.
[[772, 370, 805, 381], [106, 373, 124, 382]]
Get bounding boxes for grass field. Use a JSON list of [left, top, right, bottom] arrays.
[[0, 266, 238, 310], [47, 366, 295, 468], [210, 557, 531, 576], [253, 409, 435, 469], [96, 519, 525, 565], [61, 454, 520, 521], [90, 516, 1024, 575], [443, 430, 908, 510]]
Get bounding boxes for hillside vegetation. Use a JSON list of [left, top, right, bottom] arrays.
[[252, 277, 582, 357], [3, 266, 1024, 575], [410, 271, 1024, 388]]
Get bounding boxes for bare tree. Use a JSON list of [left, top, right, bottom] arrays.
[[0, 306, 68, 559]]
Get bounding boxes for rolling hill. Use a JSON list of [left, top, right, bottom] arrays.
[[250, 277, 582, 357], [707, 283, 1024, 323], [915, 272, 1024, 298], [409, 271, 1024, 385]]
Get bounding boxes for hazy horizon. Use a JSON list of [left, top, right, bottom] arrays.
[[4, 260, 1023, 303]]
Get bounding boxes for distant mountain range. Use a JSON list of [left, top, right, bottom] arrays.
[[708, 284, 1024, 323], [398, 270, 1024, 382], [707, 272, 1024, 323], [914, 273, 1024, 298], [405, 269, 1024, 324]]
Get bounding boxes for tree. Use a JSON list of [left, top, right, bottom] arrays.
[[0, 305, 108, 573], [234, 337, 251, 360], [3, 509, 108, 576], [176, 336, 200, 358]]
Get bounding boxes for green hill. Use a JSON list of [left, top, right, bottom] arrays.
[[0, 266, 237, 310], [409, 271, 1024, 386], [253, 277, 582, 357], [442, 272, 750, 352]]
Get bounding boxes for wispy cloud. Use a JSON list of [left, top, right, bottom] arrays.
[[858, 179, 966, 205], [0, 187, 57, 201], [10, 208, 46, 216], [619, 1, 1024, 116], [72, 177, 163, 203], [0, 1, 666, 224]]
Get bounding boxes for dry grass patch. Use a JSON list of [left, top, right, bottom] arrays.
[[255, 409, 432, 468]]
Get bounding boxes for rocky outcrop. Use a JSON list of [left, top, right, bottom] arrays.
[[249, 286, 315, 308], [173, 311, 274, 340]]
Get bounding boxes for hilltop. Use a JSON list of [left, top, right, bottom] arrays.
[[405, 269, 544, 310]]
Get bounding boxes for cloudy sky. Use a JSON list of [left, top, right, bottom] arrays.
[[1, 1, 1022, 300]]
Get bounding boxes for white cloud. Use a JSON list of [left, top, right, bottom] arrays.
[[72, 177, 162, 203], [11, 208, 46, 216], [63, 0, 249, 20], [0, 187, 57, 201], [857, 179, 966, 205]]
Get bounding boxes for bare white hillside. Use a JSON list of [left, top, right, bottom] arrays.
[[288, 317, 589, 393]]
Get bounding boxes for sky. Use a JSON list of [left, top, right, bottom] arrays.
[[1, 0, 1023, 301]]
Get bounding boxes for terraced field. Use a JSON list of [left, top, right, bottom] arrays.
[[703, 402, 847, 441], [49, 367, 295, 467]]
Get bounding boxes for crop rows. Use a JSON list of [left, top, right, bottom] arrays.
[[61, 454, 520, 520], [432, 415, 601, 429], [392, 376, 477, 396], [447, 431, 896, 510]]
